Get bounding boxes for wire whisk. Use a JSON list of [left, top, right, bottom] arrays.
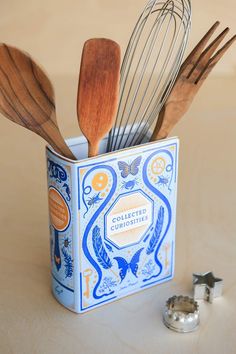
[[106, 0, 191, 152]]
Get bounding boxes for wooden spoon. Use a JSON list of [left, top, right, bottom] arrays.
[[77, 38, 120, 157], [0, 44, 75, 159]]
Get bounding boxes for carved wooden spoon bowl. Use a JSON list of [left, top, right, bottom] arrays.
[[0, 44, 75, 159]]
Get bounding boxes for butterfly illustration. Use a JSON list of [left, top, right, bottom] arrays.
[[114, 248, 144, 282], [118, 156, 142, 178]]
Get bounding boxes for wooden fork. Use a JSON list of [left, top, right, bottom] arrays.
[[150, 21, 236, 141]]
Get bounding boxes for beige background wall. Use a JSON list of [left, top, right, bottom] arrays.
[[0, 0, 235, 138], [1, 0, 236, 75]]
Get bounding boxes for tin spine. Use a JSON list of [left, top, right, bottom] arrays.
[[71, 163, 81, 312], [46, 150, 77, 312]]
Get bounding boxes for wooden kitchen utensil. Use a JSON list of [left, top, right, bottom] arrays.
[[150, 22, 236, 141], [0, 44, 75, 159], [77, 38, 120, 157]]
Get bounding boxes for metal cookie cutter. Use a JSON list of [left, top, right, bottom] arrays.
[[163, 295, 200, 333], [193, 272, 223, 303]]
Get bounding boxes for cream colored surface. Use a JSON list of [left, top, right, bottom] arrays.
[[0, 1, 236, 353]]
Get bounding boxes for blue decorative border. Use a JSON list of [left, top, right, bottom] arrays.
[[79, 273, 117, 311], [79, 164, 118, 302], [142, 149, 172, 282], [141, 239, 174, 288], [52, 273, 74, 293]]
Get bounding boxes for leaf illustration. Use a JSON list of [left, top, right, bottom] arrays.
[[105, 242, 113, 252], [61, 247, 73, 278], [92, 226, 112, 269], [146, 206, 164, 255], [143, 233, 150, 242]]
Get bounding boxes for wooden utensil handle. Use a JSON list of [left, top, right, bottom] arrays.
[[40, 120, 76, 159], [49, 137, 76, 160], [88, 141, 99, 158], [77, 38, 120, 158], [150, 108, 167, 141]]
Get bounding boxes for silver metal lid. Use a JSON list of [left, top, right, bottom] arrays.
[[163, 295, 200, 333]]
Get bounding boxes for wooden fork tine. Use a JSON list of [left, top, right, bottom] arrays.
[[188, 27, 230, 80], [195, 34, 236, 84], [180, 21, 220, 74]]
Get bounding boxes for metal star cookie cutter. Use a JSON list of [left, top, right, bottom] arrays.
[[163, 295, 200, 333], [193, 272, 223, 303]]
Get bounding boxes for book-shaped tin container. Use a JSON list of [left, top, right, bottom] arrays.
[[46, 135, 179, 313]]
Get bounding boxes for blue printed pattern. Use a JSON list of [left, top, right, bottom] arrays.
[[92, 226, 113, 270], [47, 158, 74, 292], [114, 248, 144, 282], [78, 142, 177, 310], [48, 160, 67, 182], [118, 156, 142, 178]]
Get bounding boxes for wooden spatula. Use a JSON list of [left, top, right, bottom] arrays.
[[77, 38, 120, 157], [0, 44, 75, 159]]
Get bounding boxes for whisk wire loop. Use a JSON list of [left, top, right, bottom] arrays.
[[107, 0, 191, 152]]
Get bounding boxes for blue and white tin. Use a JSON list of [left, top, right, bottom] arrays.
[[46, 135, 179, 313]]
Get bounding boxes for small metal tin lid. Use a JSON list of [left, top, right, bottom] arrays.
[[163, 295, 200, 333]]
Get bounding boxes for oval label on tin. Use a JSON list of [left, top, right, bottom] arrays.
[[105, 191, 153, 248], [48, 187, 70, 231]]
